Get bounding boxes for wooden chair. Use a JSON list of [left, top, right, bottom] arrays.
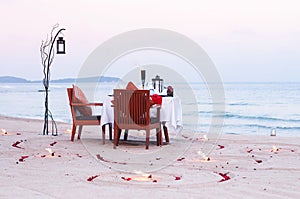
[[67, 86, 112, 144], [113, 89, 162, 149]]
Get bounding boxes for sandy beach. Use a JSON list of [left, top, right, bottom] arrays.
[[0, 115, 300, 199]]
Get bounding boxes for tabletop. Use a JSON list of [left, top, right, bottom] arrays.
[[100, 95, 183, 133]]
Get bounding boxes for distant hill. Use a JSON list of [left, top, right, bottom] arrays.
[[0, 76, 30, 83], [0, 76, 120, 83]]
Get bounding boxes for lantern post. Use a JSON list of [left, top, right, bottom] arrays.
[[40, 24, 66, 135]]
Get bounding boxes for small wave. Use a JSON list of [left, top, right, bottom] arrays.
[[198, 111, 300, 123], [0, 85, 13, 89], [224, 113, 300, 123], [245, 124, 300, 130], [228, 102, 252, 106]]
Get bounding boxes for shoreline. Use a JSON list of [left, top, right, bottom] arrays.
[[1, 115, 300, 198]]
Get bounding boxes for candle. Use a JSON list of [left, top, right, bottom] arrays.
[[270, 128, 276, 136], [141, 70, 146, 89]]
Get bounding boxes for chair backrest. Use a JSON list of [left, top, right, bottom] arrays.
[[113, 89, 151, 127], [67, 88, 77, 119]]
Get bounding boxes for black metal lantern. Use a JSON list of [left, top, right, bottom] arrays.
[[56, 37, 65, 54], [152, 75, 164, 93]]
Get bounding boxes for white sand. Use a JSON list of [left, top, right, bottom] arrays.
[[0, 116, 300, 199]]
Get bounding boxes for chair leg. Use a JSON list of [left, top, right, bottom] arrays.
[[77, 125, 83, 140], [156, 128, 160, 146], [146, 128, 150, 150], [71, 124, 76, 141], [102, 125, 106, 145], [117, 129, 122, 144], [156, 127, 162, 146], [113, 124, 119, 149], [163, 123, 169, 143], [124, 129, 128, 141], [109, 123, 112, 140]]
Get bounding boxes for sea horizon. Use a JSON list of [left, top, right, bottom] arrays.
[[1, 81, 299, 137]]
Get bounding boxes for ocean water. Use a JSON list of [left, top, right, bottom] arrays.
[[0, 82, 299, 137]]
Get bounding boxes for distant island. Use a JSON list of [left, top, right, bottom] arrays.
[[0, 76, 120, 83]]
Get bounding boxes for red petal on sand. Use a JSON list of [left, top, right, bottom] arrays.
[[175, 176, 181, 180], [76, 154, 82, 158], [153, 179, 158, 183], [255, 160, 262, 163], [291, 150, 295, 152], [19, 155, 29, 162], [247, 149, 253, 153], [218, 173, 230, 182], [16, 133, 21, 135], [50, 141, 57, 146], [41, 155, 46, 158], [177, 157, 185, 161], [96, 154, 107, 162], [12, 141, 24, 149], [218, 145, 225, 149], [87, 175, 100, 182], [121, 177, 132, 181]]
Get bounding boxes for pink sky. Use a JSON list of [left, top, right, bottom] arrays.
[[0, 0, 299, 82]]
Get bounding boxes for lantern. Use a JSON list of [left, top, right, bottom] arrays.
[[56, 37, 65, 54]]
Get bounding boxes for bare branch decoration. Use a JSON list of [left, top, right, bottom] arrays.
[[40, 23, 65, 135]]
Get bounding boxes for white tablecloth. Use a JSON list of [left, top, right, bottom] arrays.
[[100, 96, 183, 132]]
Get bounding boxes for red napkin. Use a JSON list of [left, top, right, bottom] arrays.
[[150, 94, 162, 105]]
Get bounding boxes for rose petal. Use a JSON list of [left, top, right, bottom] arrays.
[[255, 160, 262, 163], [50, 141, 57, 146], [177, 157, 185, 161], [247, 149, 253, 153], [175, 176, 181, 180], [121, 177, 132, 181], [87, 175, 100, 182], [218, 145, 225, 149], [12, 141, 24, 149], [218, 173, 230, 182], [19, 155, 29, 162]]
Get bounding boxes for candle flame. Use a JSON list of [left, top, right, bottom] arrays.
[[197, 151, 211, 162], [203, 156, 210, 161], [65, 129, 72, 134], [45, 148, 52, 153], [271, 145, 279, 152], [131, 170, 153, 182], [203, 134, 208, 141], [1, 128, 8, 135], [45, 148, 55, 157], [1, 128, 6, 133]]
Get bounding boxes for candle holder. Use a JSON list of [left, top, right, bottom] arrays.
[[152, 75, 163, 93], [141, 70, 146, 89], [270, 128, 276, 136]]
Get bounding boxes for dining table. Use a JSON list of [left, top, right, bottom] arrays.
[[100, 93, 183, 134]]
